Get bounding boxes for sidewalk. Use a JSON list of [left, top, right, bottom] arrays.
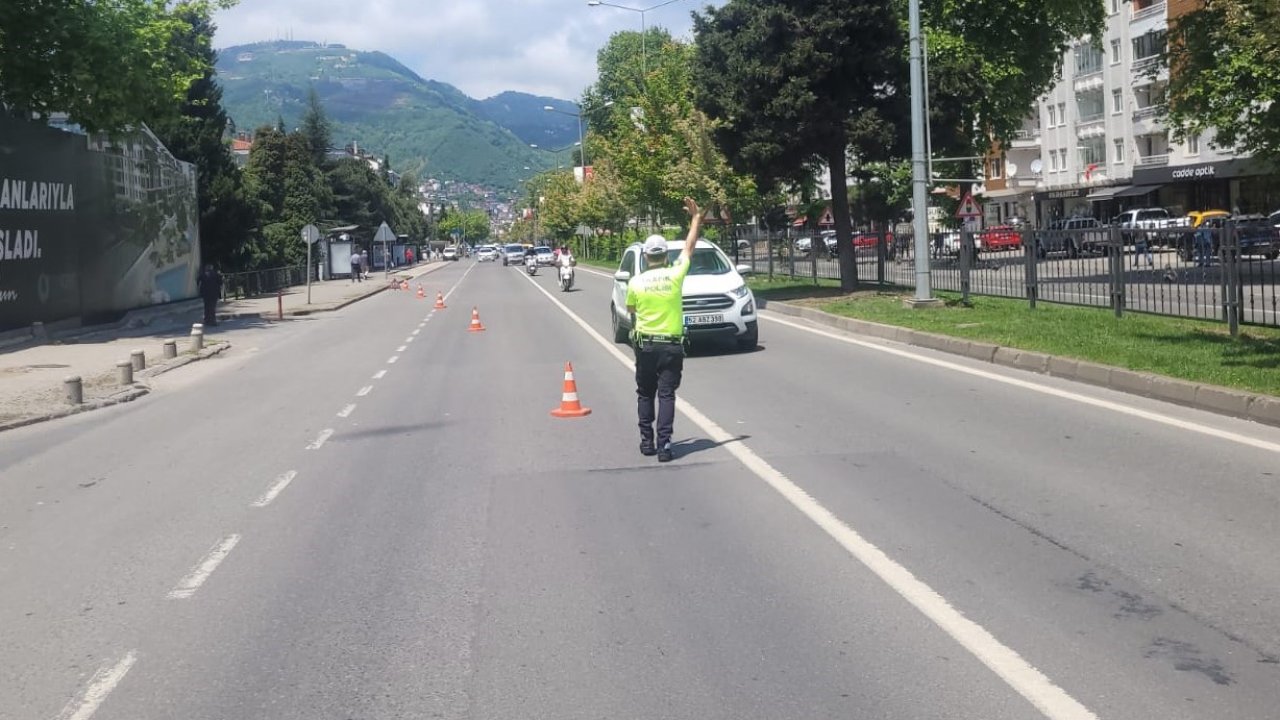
[[0, 262, 448, 430]]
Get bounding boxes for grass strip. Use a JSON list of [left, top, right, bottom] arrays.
[[748, 278, 1280, 397]]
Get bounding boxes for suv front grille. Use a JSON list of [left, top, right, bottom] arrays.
[[683, 294, 734, 312]]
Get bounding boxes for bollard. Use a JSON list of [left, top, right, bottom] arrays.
[[117, 360, 134, 386], [163, 340, 178, 359], [131, 349, 146, 372], [64, 375, 83, 405], [32, 321, 47, 341], [190, 327, 204, 352], [277, 289, 284, 321]]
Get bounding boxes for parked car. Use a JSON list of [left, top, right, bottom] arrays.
[[609, 239, 758, 351], [849, 230, 895, 257], [442, 246, 460, 261], [980, 225, 1022, 251], [1116, 208, 1179, 245], [502, 243, 526, 266], [794, 232, 836, 257], [1184, 210, 1230, 228], [1040, 217, 1103, 257], [1175, 215, 1280, 261]]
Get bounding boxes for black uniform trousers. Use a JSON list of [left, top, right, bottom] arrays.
[[634, 339, 684, 448]]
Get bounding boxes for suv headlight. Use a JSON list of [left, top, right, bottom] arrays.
[[730, 284, 749, 298]]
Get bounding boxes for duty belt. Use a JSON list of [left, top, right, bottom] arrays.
[[635, 332, 683, 344]]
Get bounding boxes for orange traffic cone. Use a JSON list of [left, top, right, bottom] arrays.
[[416, 285, 426, 299], [467, 307, 486, 332], [400, 279, 409, 291], [434, 291, 447, 309], [550, 362, 591, 418]]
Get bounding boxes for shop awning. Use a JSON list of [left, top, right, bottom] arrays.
[[980, 188, 1027, 199], [1113, 184, 1163, 198], [1086, 186, 1126, 200]]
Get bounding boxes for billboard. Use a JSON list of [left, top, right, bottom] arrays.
[[0, 117, 199, 332]]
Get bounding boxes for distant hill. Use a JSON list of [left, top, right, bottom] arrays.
[[214, 41, 575, 191]]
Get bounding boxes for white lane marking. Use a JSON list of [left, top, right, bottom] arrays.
[[405, 336, 415, 343], [443, 262, 477, 301], [356, 385, 373, 397], [305, 428, 334, 450], [387, 355, 399, 364], [337, 403, 357, 418], [251, 470, 298, 507], [761, 313, 1280, 455], [56, 650, 138, 720], [519, 271, 1098, 720], [167, 535, 241, 600], [412, 329, 421, 336], [373, 370, 387, 380], [396, 345, 407, 352]]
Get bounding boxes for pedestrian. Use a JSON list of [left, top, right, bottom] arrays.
[[1194, 225, 1214, 267], [626, 196, 702, 463], [1134, 234, 1153, 268], [196, 263, 221, 327], [351, 249, 363, 282]]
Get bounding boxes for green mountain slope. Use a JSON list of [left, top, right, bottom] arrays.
[[475, 92, 582, 149], [215, 41, 564, 191]]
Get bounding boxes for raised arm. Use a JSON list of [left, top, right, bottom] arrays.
[[680, 197, 702, 262]]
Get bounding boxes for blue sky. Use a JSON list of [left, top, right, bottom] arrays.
[[214, 0, 720, 101]]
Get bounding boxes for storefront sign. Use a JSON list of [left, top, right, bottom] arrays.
[[1132, 157, 1268, 185], [1035, 187, 1086, 201]]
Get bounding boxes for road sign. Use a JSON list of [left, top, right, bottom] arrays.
[[956, 192, 982, 218], [375, 222, 396, 244], [301, 224, 321, 245]]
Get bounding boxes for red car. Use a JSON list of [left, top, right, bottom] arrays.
[[980, 225, 1022, 250]]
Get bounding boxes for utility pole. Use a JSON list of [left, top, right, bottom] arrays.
[[906, 0, 939, 306]]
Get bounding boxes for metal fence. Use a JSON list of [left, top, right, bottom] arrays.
[[221, 265, 311, 299], [724, 222, 1280, 334]]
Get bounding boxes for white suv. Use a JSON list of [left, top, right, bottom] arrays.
[[609, 239, 759, 351]]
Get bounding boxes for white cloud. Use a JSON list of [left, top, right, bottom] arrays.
[[213, 0, 719, 100]]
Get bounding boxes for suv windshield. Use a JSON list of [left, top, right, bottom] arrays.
[[504, 244, 523, 253], [640, 247, 730, 275]]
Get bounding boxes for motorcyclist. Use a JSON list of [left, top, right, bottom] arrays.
[[556, 246, 576, 288], [525, 251, 538, 274]]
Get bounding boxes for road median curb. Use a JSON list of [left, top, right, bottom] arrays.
[[763, 300, 1280, 428], [0, 341, 231, 434]]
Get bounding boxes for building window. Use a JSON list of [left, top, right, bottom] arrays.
[[989, 157, 1003, 179], [1110, 0, 1119, 14], [1075, 44, 1104, 76], [1058, 103, 1067, 126], [1112, 89, 1123, 114], [1047, 104, 1057, 127], [1114, 139, 1125, 164], [1133, 31, 1167, 62], [1060, 147, 1069, 171], [1187, 134, 1200, 155], [1110, 39, 1121, 65]]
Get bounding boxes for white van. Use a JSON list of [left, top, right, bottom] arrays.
[[609, 239, 758, 351]]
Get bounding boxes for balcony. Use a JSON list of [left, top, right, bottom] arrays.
[[1137, 154, 1170, 166], [1009, 129, 1041, 148], [1131, 56, 1161, 75], [1131, 0, 1166, 23], [1131, 104, 1165, 121]]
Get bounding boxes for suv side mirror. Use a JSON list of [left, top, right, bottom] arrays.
[[613, 270, 632, 282], [735, 264, 752, 275]]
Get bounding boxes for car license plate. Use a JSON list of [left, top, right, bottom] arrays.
[[684, 313, 723, 326]]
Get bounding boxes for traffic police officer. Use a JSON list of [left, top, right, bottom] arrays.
[[626, 197, 702, 462]]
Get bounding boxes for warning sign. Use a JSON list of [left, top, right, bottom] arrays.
[[955, 192, 982, 218]]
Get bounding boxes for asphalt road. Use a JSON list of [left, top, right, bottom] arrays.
[[2, 258, 1279, 719]]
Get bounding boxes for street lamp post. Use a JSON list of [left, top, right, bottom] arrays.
[[544, 101, 612, 171], [587, 0, 688, 84]]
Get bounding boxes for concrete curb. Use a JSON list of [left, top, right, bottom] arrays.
[[763, 300, 1280, 428], [0, 341, 231, 434], [225, 262, 450, 319]]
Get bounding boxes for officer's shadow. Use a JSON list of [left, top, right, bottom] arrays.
[[671, 435, 750, 458]]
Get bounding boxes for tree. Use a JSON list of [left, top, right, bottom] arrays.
[[0, 0, 236, 134], [693, 0, 905, 290], [146, 3, 257, 270], [300, 86, 332, 167], [1165, 0, 1280, 167], [244, 127, 332, 266]]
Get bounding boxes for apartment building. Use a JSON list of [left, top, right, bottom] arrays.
[[981, 0, 1278, 228]]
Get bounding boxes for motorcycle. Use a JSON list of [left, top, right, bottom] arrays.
[[524, 255, 538, 276], [558, 263, 575, 291]]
